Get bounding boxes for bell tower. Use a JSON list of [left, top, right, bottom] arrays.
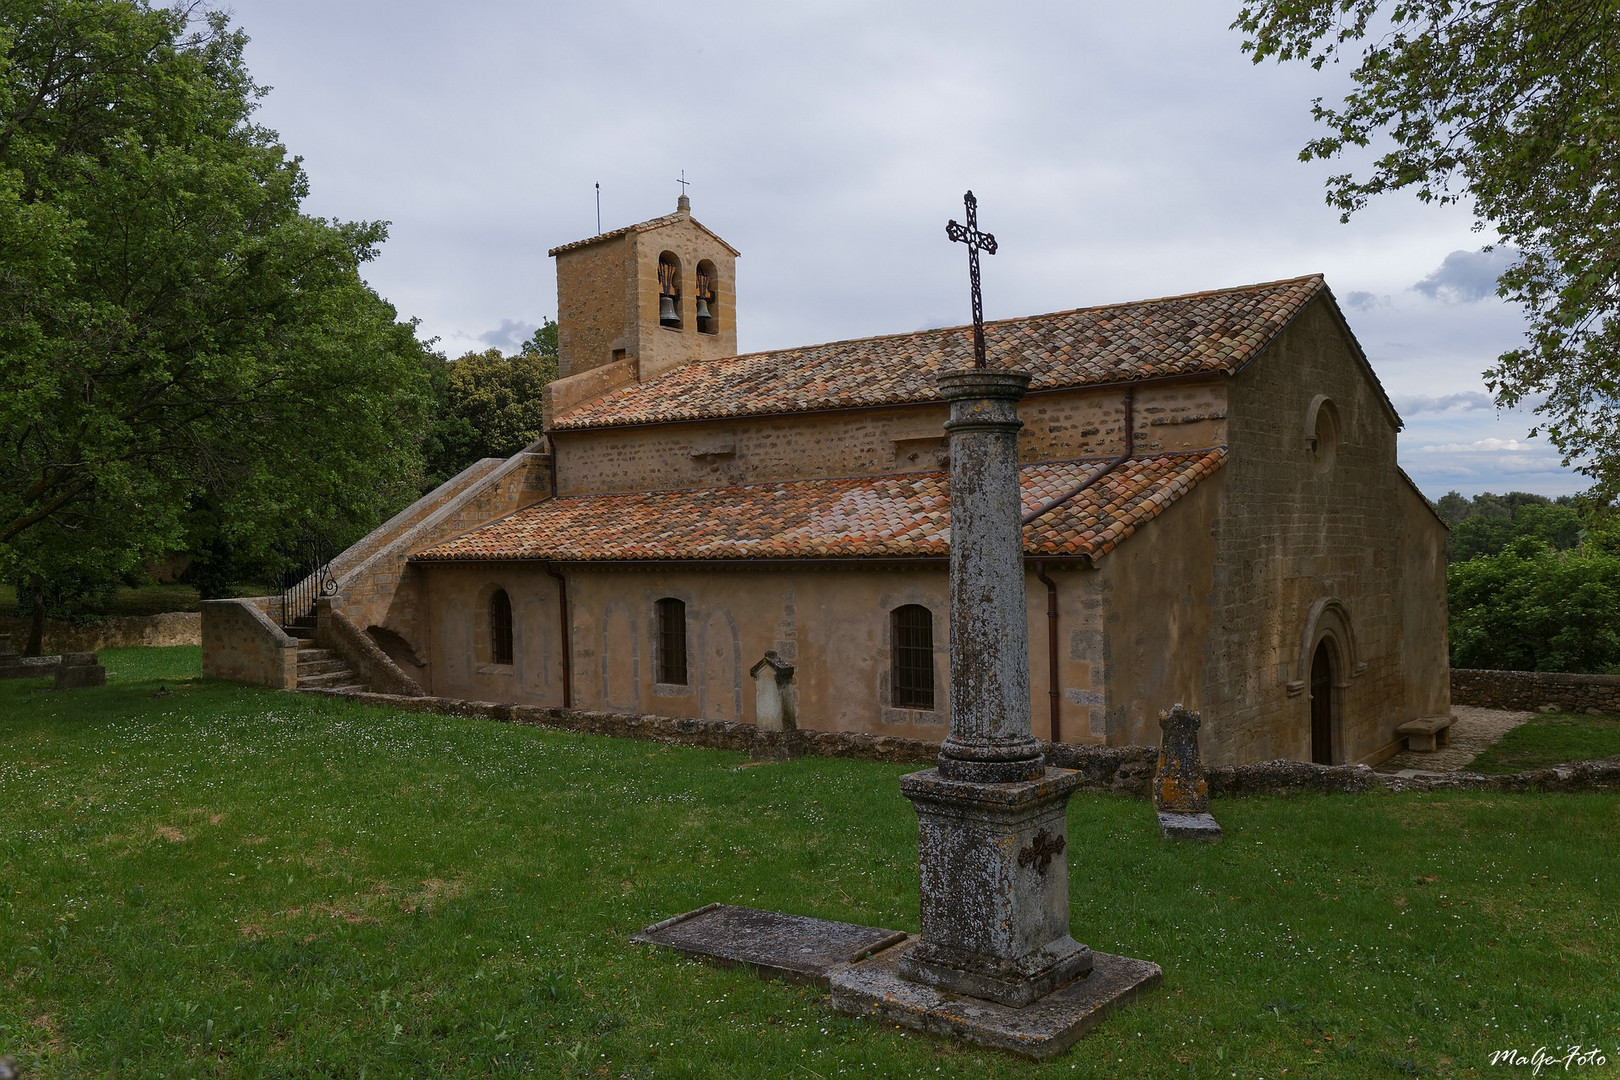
[[547, 195, 740, 396]]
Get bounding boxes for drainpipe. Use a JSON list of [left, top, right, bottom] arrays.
[[544, 563, 573, 708], [1021, 385, 1136, 526], [1033, 560, 1061, 744], [1021, 388, 1137, 745]]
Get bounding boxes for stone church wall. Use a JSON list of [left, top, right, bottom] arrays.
[[416, 560, 1123, 745], [1202, 297, 1449, 767], [624, 225, 738, 381], [553, 380, 1226, 496], [1093, 473, 1224, 746], [555, 233, 633, 380]]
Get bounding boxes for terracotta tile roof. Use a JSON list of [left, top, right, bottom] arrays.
[[412, 449, 1226, 564], [553, 275, 1324, 430], [547, 210, 741, 257]]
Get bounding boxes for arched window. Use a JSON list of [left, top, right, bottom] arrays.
[[1306, 394, 1340, 472], [696, 260, 719, 335], [657, 252, 683, 329], [490, 589, 514, 665], [891, 605, 935, 710], [656, 597, 688, 684]]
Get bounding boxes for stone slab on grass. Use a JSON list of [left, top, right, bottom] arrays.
[[830, 939, 1162, 1060], [1158, 810, 1223, 841], [631, 903, 909, 988]]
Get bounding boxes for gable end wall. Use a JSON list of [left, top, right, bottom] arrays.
[[1203, 296, 1448, 767]]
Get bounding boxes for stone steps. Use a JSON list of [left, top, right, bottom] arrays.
[[285, 627, 364, 693]]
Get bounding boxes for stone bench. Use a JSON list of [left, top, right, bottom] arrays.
[[1398, 714, 1455, 752]]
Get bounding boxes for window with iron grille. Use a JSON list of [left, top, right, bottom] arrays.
[[891, 604, 935, 710], [657, 597, 688, 684], [490, 589, 514, 665]]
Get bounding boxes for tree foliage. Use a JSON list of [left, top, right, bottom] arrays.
[[1434, 489, 1585, 559], [1236, 2, 1620, 492], [422, 347, 555, 490], [0, 0, 434, 602], [1449, 541, 1620, 673]]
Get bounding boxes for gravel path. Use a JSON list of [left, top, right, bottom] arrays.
[[1376, 706, 1536, 774]]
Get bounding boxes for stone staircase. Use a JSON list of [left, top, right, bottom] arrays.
[[284, 617, 365, 693]]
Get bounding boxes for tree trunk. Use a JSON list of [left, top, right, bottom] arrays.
[[23, 580, 44, 656]]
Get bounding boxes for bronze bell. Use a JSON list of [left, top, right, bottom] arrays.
[[659, 294, 679, 325], [695, 298, 712, 321]]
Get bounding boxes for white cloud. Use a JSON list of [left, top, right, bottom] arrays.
[[1416, 437, 1531, 453], [1411, 247, 1521, 303], [477, 319, 537, 353], [1393, 392, 1497, 415]]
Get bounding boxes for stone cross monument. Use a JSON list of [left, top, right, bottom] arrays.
[[892, 365, 1094, 1007], [831, 193, 1159, 1056], [637, 193, 1158, 1060]]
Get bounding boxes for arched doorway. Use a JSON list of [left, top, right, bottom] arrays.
[[1310, 640, 1334, 764]]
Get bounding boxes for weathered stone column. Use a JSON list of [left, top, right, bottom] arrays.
[[935, 369, 1044, 782], [892, 368, 1092, 1007]]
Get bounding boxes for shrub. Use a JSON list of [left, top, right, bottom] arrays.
[[1449, 540, 1620, 672]]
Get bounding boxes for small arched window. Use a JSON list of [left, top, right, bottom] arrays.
[[1306, 395, 1340, 472], [656, 597, 688, 684], [490, 589, 514, 666], [891, 605, 935, 710], [695, 260, 719, 335], [657, 252, 683, 329]]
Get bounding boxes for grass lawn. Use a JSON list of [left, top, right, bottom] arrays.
[[1467, 712, 1620, 774], [2, 649, 1616, 1078]]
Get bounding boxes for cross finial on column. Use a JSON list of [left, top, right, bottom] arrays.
[[946, 190, 998, 369]]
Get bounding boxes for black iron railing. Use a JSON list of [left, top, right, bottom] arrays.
[[278, 539, 338, 628]]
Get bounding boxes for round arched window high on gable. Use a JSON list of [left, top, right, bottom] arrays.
[[1305, 394, 1341, 472], [695, 260, 719, 335], [657, 252, 683, 329], [489, 588, 514, 666]]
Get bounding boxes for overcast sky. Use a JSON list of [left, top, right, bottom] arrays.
[[222, 0, 1584, 500]]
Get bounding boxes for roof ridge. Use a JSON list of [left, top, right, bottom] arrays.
[[547, 211, 740, 257], [707, 274, 1326, 367]]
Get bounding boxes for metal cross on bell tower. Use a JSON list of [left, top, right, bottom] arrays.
[[946, 190, 998, 369]]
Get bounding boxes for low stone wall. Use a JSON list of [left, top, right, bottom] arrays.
[[1451, 668, 1620, 714], [201, 600, 297, 689], [298, 688, 1620, 797], [0, 612, 199, 653], [316, 600, 423, 697]]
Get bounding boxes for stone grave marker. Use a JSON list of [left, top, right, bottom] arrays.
[[1153, 704, 1223, 841], [749, 651, 801, 761], [54, 651, 107, 690]]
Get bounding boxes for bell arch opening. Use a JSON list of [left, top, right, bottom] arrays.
[[657, 252, 683, 329]]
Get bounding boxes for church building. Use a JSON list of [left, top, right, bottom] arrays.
[[216, 195, 1450, 767]]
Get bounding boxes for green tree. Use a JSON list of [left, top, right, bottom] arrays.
[[1235, 2, 1620, 493], [0, 0, 434, 621], [520, 317, 558, 359], [422, 348, 555, 489], [1449, 540, 1620, 673]]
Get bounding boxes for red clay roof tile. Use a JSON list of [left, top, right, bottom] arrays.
[[412, 449, 1226, 564], [553, 276, 1323, 430]]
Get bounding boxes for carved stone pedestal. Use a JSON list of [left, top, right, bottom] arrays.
[[895, 767, 1090, 1007]]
